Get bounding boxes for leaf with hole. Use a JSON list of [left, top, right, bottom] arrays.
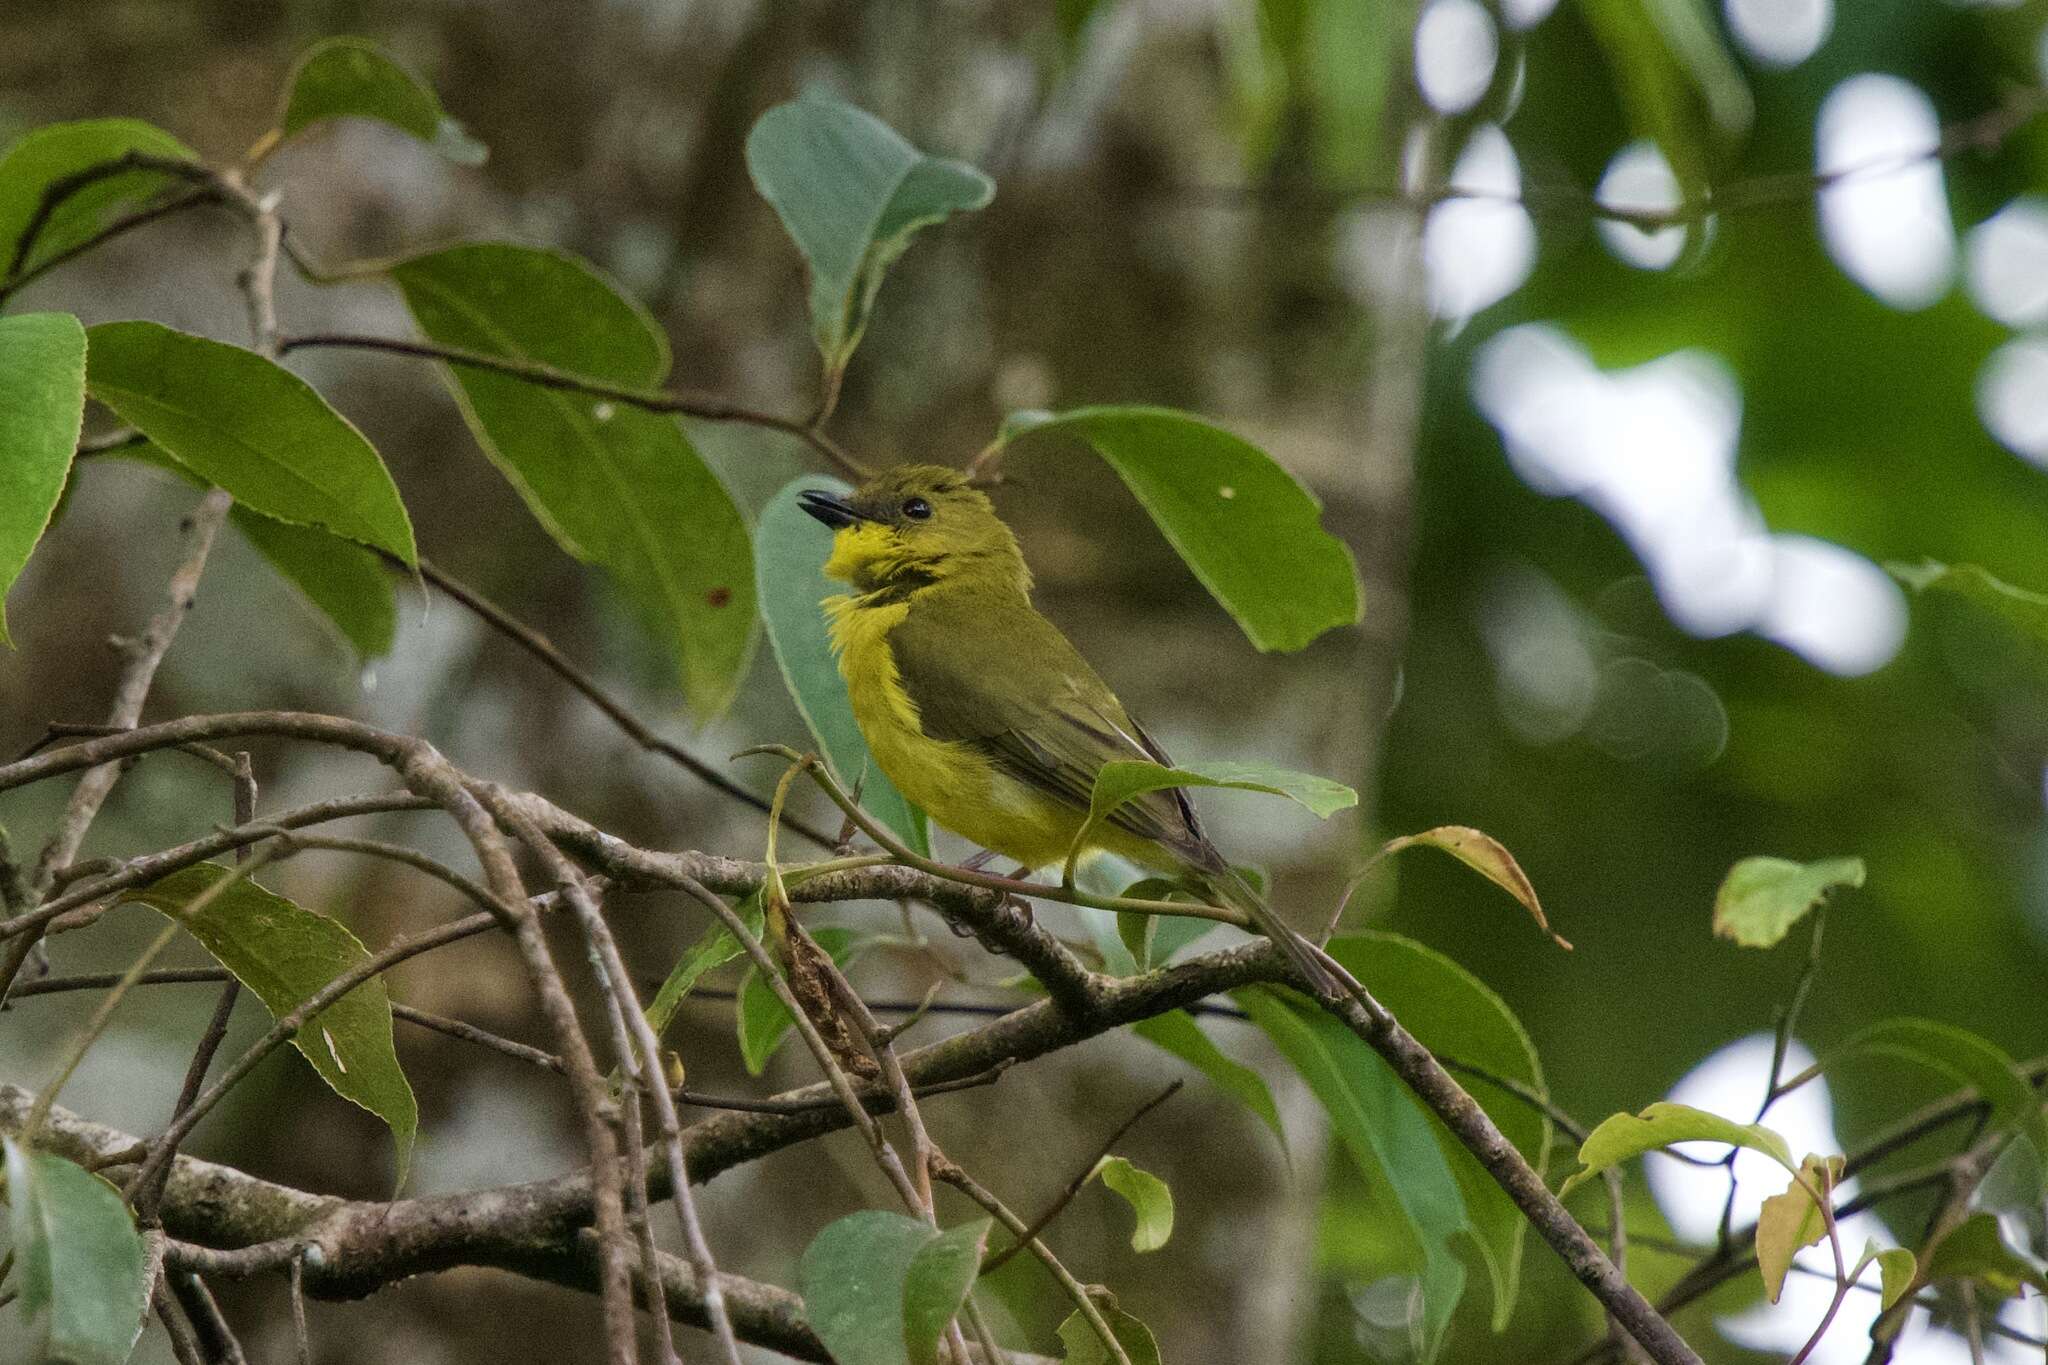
[[1381, 826, 1569, 949], [1561, 1102, 1793, 1198], [735, 924, 870, 1075], [389, 242, 754, 721], [745, 95, 993, 370], [0, 119, 198, 281], [1712, 855, 1863, 949], [0, 312, 84, 645], [798, 1210, 989, 1365], [119, 863, 417, 1187], [2, 1140, 150, 1365], [757, 474, 929, 853], [1001, 406, 1361, 651], [83, 321, 417, 566], [1091, 1155, 1173, 1252], [276, 37, 485, 164]]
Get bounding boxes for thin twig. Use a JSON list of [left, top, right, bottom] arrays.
[[982, 1079, 1182, 1273], [279, 332, 871, 481]]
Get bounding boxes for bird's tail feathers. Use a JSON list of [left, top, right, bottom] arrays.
[[1199, 867, 1341, 997]]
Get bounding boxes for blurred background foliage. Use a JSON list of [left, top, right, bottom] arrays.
[[5, 0, 2048, 1361]]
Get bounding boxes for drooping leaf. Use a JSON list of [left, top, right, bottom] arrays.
[[0, 312, 84, 645], [645, 888, 764, 1040], [1055, 1291, 1164, 1365], [231, 508, 398, 659], [1238, 985, 1468, 1360], [1115, 886, 1220, 972], [389, 242, 754, 721], [82, 321, 418, 566], [1092, 1156, 1173, 1252], [756, 474, 928, 853], [900, 1219, 991, 1365], [1850, 1240, 1917, 1311], [1381, 826, 1569, 949], [1130, 1009, 1287, 1150], [2, 1140, 150, 1365], [114, 441, 396, 659], [1577, 0, 1751, 204], [0, 119, 198, 280], [1924, 1212, 2048, 1297], [275, 37, 486, 164], [1002, 406, 1361, 652], [1711, 855, 1864, 949], [745, 96, 993, 370], [1325, 931, 1552, 1330], [1890, 560, 2048, 648], [736, 924, 869, 1075], [798, 1210, 985, 1365], [119, 863, 417, 1186], [1819, 1017, 2048, 1156], [1755, 1154, 1841, 1303], [1073, 758, 1355, 871], [1561, 1102, 1794, 1197]]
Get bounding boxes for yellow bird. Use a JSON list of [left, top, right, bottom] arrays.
[[801, 465, 1335, 992]]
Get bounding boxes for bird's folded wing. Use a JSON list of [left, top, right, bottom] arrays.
[[888, 602, 1206, 855]]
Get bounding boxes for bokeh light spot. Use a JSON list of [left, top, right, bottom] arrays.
[[1415, 0, 1498, 115], [1817, 74, 1956, 310]]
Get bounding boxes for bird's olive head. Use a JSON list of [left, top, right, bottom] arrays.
[[802, 465, 1027, 596]]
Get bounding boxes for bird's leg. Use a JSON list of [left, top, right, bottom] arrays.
[[957, 848, 999, 872]]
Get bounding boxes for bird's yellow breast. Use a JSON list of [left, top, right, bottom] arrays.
[[826, 594, 1090, 868]]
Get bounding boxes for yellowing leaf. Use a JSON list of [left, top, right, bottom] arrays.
[[1092, 1156, 1173, 1253], [1756, 1154, 1841, 1303], [1560, 1102, 1794, 1198], [1383, 826, 1570, 950]]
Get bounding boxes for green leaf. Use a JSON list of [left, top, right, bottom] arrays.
[[1890, 560, 2048, 647], [1091, 1155, 1173, 1252], [1130, 1009, 1286, 1149], [756, 475, 929, 854], [736, 925, 867, 1075], [119, 863, 418, 1187], [745, 95, 993, 370], [231, 508, 398, 659], [1381, 826, 1570, 949], [1577, 0, 1750, 204], [1925, 1212, 2048, 1297], [1073, 758, 1354, 873], [1819, 1017, 2048, 1157], [389, 243, 754, 721], [1868, 1243, 1917, 1310], [0, 119, 198, 280], [2, 1140, 150, 1365], [645, 888, 764, 1040], [1712, 855, 1865, 949], [1324, 931, 1552, 1331], [1238, 985, 1467, 1360], [901, 1219, 991, 1365], [1055, 1292, 1164, 1365], [1115, 887, 1218, 971], [114, 440, 397, 660], [1302, 0, 1396, 186], [798, 1211, 986, 1365], [82, 321, 418, 566], [1561, 1102, 1794, 1198], [276, 37, 486, 164], [1755, 1154, 1840, 1303], [1003, 406, 1361, 651], [0, 312, 84, 645]]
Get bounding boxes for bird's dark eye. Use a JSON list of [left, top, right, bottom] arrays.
[[902, 497, 932, 521]]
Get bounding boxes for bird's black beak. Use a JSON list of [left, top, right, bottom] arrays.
[[798, 489, 869, 529]]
